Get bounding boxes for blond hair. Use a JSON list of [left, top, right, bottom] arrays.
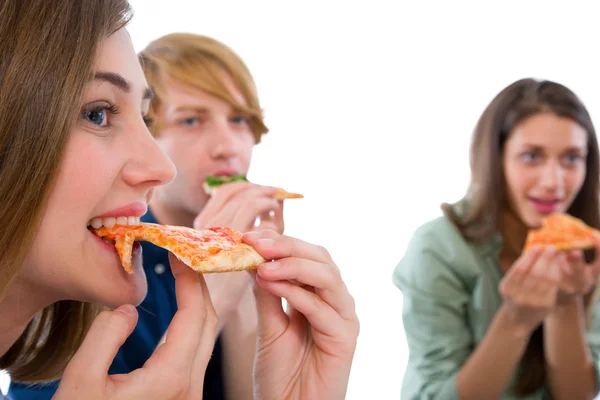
[[138, 33, 269, 142], [0, 0, 132, 382]]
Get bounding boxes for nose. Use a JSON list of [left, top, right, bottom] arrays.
[[122, 118, 177, 189], [539, 160, 564, 192], [208, 118, 237, 160]]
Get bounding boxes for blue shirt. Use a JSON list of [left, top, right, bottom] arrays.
[[8, 209, 225, 399]]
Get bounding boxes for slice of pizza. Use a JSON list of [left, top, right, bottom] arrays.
[[90, 223, 265, 274], [203, 175, 304, 200], [524, 213, 600, 251]]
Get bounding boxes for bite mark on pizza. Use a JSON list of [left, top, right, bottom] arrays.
[[91, 223, 266, 274]]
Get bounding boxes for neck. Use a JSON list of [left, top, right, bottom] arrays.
[[499, 208, 528, 264], [0, 278, 54, 358], [149, 198, 199, 228]]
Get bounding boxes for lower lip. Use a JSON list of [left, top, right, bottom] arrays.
[[530, 198, 560, 214]]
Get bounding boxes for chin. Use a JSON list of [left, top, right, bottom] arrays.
[[99, 275, 148, 309]]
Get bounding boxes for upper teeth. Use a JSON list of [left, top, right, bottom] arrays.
[[88, 216, 141, 229]]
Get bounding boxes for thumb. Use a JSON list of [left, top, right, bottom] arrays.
[[64, 304, 138, 380]]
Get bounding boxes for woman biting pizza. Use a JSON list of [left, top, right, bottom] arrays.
[[393, 78, 600, 400]]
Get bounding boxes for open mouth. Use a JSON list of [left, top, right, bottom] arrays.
[[528, 197, 562, 214], [87, 215, 141, 244]]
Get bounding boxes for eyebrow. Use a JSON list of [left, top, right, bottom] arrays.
[[173, 105, 209, 113], [94, 72, 154, 100], [521, 143, 587, 153]]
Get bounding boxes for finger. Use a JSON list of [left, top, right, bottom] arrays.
[[64, 304, 138, 381], [530, 246, 558, 281], [256, 201, 284, 234], [243, 232, 333, 264], [207, 187, 279, 232], [501, 247, 547, 299], [213, 182, 277, 207], [209, 180, 256, 202], [200, 181, 255, 217], [255, 275, 345, 337], [560, 260, 574, 277], [567, 249, 584, 262], [590, 239, 600, 271], [189, 273, 218, 398], [231, 196, 280, 228], [257, 257, 354, 319], [146, 253, 205, 372], [529, 278, 558, 308], [555, 253, 577, 293], [504, 246, 543, 284], [249, 270, 289, 343]]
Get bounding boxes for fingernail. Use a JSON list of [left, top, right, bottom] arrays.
[[257, 238, 275, 246], [116, 304, 136, 316], [262, 261, 279, 270]]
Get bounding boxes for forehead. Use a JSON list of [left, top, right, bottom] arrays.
[[508, 113, 588, 149], [92, 28, 148, 91], [161, 74, 247, 110]]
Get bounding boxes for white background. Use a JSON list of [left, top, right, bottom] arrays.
[[4, 1, 600, 398]]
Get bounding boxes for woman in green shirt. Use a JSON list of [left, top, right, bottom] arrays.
[[393, 78, 600, 400]]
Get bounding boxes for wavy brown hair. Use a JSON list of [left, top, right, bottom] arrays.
[[442, 78, 600, 394], [138, 33, 269, 143], [0, 0, 132, 383]]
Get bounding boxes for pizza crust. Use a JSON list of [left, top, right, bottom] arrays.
[[273, 188, 304, 200]]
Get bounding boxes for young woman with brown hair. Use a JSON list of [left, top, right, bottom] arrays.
[[0, 1, 359, 399], [393, 78, 600, 399]]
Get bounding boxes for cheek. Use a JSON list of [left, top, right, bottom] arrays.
[[55, 138, 117, 215], [504, 161, 529, 197], [567, 166, 587, 195], [237, 133, 255, 166], [27, 136, 117, 272]]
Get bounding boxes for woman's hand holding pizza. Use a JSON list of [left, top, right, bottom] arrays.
[[53, 255, 217, 400], [554, 240, 600, 306], [498, 246, 562, 334], [522, 213, 600, 306], [242, 229, 359, 400]]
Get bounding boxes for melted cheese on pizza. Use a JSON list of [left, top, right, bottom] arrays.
[[91, 223, 265, 274]]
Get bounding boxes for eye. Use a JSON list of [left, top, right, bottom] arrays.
[[181, 117, 199, 127], [563, 153, 585, 165], [521, 151, 541, 163], [231, 115, 248, 125], [85, 110, 107, 126], [143, 115, 154, 128], [80, 102, 119, 128]]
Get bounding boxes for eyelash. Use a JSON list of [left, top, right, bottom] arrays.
[[81, 102, 153, 130], [80, 102, 120, 128]]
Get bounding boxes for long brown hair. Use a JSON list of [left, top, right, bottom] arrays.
[[0, 0, 132, 382], [138, 33, 269, 142], [443, 78, 600, 394]]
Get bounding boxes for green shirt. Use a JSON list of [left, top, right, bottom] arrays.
[[392, 211, 600, 400]]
